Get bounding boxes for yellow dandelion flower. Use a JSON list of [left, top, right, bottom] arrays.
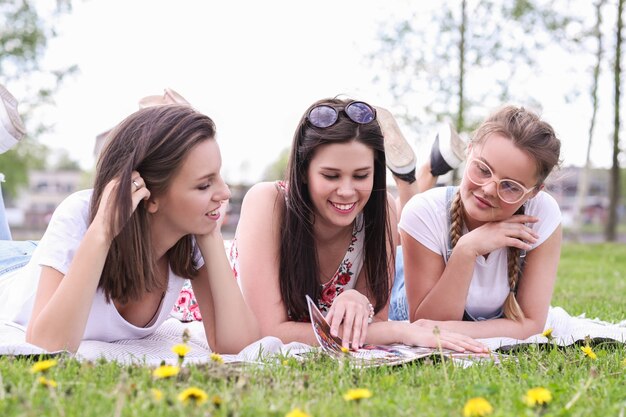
[[542, 328, 554, 340], [340, 346, 350, 353], [37, 376, 57, 388], [523, 387, 553, 407], [463, 397, 493, 417], [171, 343, 190, 358], [151, 388, 163, 402], [581, 345, 597, 360], [30, 359, 58, 374], [211, 394, 223, 407], [285, 407, 311, 417], [152, 365, 180, 379], [178, 387, 208, 406], [210, 353, 224, 364], [343, 388, 373, 402]]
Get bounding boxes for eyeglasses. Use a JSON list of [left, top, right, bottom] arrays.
[[306, 101, 376, 128], [465, 158, 535, 204]]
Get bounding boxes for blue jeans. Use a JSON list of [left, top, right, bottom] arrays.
[[389, 246, 409, 321], [0, 180, 11, 240], [0, 240, 37, 276]]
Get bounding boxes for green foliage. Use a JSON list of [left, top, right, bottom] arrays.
[[0, 0, 72, 76], [0, 140, 47, 199], [1, 0, 79, 193], [262, 146, 290, 181], [0, 243, 624, 416]]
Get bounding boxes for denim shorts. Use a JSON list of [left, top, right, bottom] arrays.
[[0, 240, 38, 277]]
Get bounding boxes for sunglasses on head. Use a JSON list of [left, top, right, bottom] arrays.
[[306, 101, 377, 128]]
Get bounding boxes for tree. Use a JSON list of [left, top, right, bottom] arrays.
[[572, 0, 607, 241], [606, 0, 624, 241], [371, 0, 577, 148], [0, 0, 77, 198]]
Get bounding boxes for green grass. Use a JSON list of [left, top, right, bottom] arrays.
[[1, 243, 625, 416]]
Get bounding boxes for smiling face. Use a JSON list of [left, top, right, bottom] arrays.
[[306, 141, 375, 230], [149, 139, 231, 238], [460, 133, 539, 229]]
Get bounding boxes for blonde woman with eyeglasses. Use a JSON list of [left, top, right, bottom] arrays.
[[390, 105, 562, 340]]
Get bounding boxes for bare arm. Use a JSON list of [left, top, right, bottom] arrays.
[[26, 176, 149, 352], [405, 213, 540, 321], [237, 183, 318, 343], [415, 225, 562, 339], [192, 231, 260, 354]]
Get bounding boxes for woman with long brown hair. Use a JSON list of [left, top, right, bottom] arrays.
[[1, 105, 259, 353]]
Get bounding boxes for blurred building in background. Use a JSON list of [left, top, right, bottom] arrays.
[[4, 165, 623, 242], [7, 170, 83, 239]]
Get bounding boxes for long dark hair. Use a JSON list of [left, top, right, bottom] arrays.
[[450, 105, 561, 320], [90, 105, 218, 303], [279, 98, 393, 320]]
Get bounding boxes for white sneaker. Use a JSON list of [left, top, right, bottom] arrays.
[[0, 84, 26, 154], [375, 107, 416, 176], [138, 87, 191, 108], [429, 122, 466, 176]]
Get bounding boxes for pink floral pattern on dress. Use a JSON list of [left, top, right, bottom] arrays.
[[170, 240, 237, 322], [170, 284, 199, 322]]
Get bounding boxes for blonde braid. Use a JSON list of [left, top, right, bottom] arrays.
[[449, 190, 464, 248], [451, 188, 525, 321], [503, 247, 525, 321], [503, 202, 527, 321]]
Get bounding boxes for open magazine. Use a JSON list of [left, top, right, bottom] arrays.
[[306, 295, 503, 367]]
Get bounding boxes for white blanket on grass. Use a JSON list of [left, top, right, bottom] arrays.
[[1, 306, 624, 365]]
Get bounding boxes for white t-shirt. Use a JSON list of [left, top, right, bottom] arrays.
[[1, 189, 198, 342], [399, 187, 561, 320]]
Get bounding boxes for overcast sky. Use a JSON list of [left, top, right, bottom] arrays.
[[26, 0, 619, 184]]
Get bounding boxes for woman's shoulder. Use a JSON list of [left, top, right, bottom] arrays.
[[240, 182, 284, 222], [242, 181, 282, 205], [404, 186, 449, 212], [48, 189, 93, 223], [527, 190, 561, 215]]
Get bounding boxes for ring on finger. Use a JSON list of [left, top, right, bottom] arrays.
[[366, 303, 374, 324], [132, 180, 140, 191]]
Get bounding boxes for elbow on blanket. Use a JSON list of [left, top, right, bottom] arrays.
[[26, 326, 78, 354], [516, 318, 547, 340], [211, 328, 262, 355]]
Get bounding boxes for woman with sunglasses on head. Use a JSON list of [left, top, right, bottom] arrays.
[[0, 104, 260, 353], [390, 105, 562, 340], [233, 97, 487, 352]]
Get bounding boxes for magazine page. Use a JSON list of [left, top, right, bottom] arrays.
[[306, 296, 444, 366], [306, 295, 500, 367]]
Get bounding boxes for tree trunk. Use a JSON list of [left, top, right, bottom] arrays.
[[452, 0, 467, 185], [606, 0, 624, 241], [572, 0, 605, 241]]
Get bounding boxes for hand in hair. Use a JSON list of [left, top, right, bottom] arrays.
[[325, 289, 373, 350], [92, 171, 151, 241], [457, 214, 539, 258]]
